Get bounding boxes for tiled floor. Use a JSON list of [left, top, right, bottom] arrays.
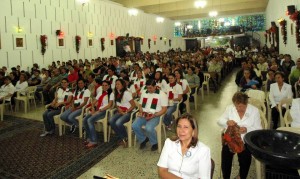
[[9, 70, 258, 179]]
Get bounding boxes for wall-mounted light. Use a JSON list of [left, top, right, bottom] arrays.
[[128, 8, 138, 16], [17, 26, 23, 33], [156, 17, 165, 23]]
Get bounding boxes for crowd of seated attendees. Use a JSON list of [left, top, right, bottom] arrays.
[[1, 46, 299, 150]]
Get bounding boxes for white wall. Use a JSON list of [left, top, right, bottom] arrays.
[[265, 0, 300, 61], [0, 0, 185, 69]]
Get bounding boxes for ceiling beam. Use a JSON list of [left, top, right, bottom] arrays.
[[172, 8, 266, 20]]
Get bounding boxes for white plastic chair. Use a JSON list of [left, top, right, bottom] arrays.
[[0, 96, 13, 121], [201, 73, 210, 98], [189, 86, 199, 110], [283, 109, 292, 127], [278, 98, 292, 128], [44, 105, 66, 136]]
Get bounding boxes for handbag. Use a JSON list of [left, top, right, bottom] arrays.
[[222, 124, 245, 153]]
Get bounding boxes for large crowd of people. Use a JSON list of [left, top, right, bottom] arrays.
[[0, 45, 300, 178]]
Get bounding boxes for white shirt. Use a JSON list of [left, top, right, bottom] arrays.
[[178, 79, 189, 91], [269, 83, 293, 108], [156, 79, 168, 92], [139, 89, 168, 114], [157, 138, 211, 179], [56, 88, 72, 103], [0, 83, 15, 101], [217, 104, 262, 141], [116, 91, 132, 109], [95, 90, 114, 110], [133, 78, 146, 89], [102, 75, 118, 89], [15, 81, 28, 95], [290, 98, 300, 127], [164, 83, 183, 106], [73, 88, 91, 105], [130, 71, 145, 81]]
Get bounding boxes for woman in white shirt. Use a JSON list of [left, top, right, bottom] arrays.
[[60, 79, 91, 133], [269, 71, 293, 129], [133, 69, 146, 97], [163, 73, 183, 128], [109, 79, 136, 147], [158, 113, 211, 179], [83, 80, 114, 148], [174, 69, 190, 114], [154, 71, 167, 92], [40, 78, 72, 137], [123, 76, 136, 98], [218, 92, 262, 179], [0, 76, 15, 103], [15, 73, 28, 95]]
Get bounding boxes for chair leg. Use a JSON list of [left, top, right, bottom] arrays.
[[0, 106, 3, 121], [59, 119, 63, 136], [24, 100, 28, 113], [194, 95, 198, 110], [108, 126, 111, 142], [103, 123, 107, 142], [79, 119, 83, 138], [201, 87, 204, 99], [127, 126, 132, 147]]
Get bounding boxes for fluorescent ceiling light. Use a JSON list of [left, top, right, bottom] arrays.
[[209, 11, 218, 17], [175, 22, 181, 26], [194, 1, 207, 8]]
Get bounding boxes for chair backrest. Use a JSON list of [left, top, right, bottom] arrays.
[[203, 73, 210, 82], [259, 110, 268, 129], [278, 98, 293, 127], [27, 86, 37, 98], [283, 109, 293, 127], [246, 89, 265, 102], [248, 98, 266, 116]]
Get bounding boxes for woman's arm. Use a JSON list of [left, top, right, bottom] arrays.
[[217, 106, 230, 128], [269, 85, 277, 108], [158, 167, 181, 179]]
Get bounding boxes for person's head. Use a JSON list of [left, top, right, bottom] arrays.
[[9, 72, 16, 80], [284, 54, 291, 62], [187, 67, 195, 75], [53, 68, 60, 76], [241, 61, 248, 69], [175, 113, 198, 148], [268, 69, 275, 80], [77, 78, 86, 89], [154, 71, 162, 81], [3, 76, 11, 85], [102, 80, 111, 92], [137, 69, 143, 79], [19, 73, 27, 82], [232, 92, 248, 113], [115, 79, 126, 92], [33, 70, 40, 77], [88, 73, 95, 83], [168, 73, 176, 84], [107, 68, 114, 76], [275, 71, 285, 84], [145, 79, 157, 93], [69, 67, 75, 74], [243, 69, 251, 79], [174, 69, 183, 80], [60, 78, 69, 89]]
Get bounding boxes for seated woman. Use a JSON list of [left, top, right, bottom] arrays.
[[154, 71, 167, 91], [269, 72, 293, 129], [158, 113, 211, 179], [218, 92, 262, 179], [109, 79, 136, 147], [12, 73, 28, 106], [83, 80, 114, 148], [123, 76, 136, 98], [239, 68, 262, 92], [174, 69, 190, 114], [40, 78, 72, 137], [185, 66, 200, 98], [266, 69, 276, 92], [163, 73, 183, 128], [60, 78, 90, 133], [0, 76, 15, 103], [133, 69, 146, 97]]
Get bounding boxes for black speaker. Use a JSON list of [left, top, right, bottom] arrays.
[[287, 5, 295, 14]]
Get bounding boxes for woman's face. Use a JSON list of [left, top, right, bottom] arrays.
[[102, 82, 110, 91], [268, 71, 275, 80], [115, 81, 123, 91], [275, 74, 284, 84], [61, 80, 69, 88], [187, 68, 193, 75], [234, 103, 247, 113], [168, 75, 176, 83], [137, 71, 142, 78], [77, 80, 85, 89], [243, 70, 250, 79], [177, 118, 194, 143], [20, 75, 25, 81], [174, 71, 180, 79], [154, 72, 160, 80]]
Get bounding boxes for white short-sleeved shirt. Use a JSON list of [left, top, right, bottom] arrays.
[[133, 78, 146, 89], [73, 88, 91, 105], [95, 91, 115, 110], [15, 81, 28, 95], [269, 83, 293, 108], [102, 75, 118, 89], [139, 89, 168, 114], [56, 88, 72, 103], [0, 83, 15, 101], [156, 79, 168, 92], [164, 83, 183, 105], [157, 139, 211, 179], [128, 84, 136, 95], [96, 86, 102, 96], [116, 91, 133, 109], [178, 79, 189, 91], [217, 104, 262, 141]]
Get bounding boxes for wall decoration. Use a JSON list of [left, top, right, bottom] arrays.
[[287, 8, 300, 48], [101, 38, 105, 51], [40, 35, 47, 55], [88, 38, 93, 47], [57, 38, 65, 48], [13, 34, 26, 50], [75, 35, 81, 53], [278, 19, 287, 45], [148, 39, 151, 49], [169, 39, 171, 47]]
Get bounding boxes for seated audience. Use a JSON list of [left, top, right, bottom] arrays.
[[0, 76, 15, 103], [102, 67, 118, 90], [174, 69, 190, 114], [40, 78, 72, 137], [132, 79, 167, 151], [239, 69, 262, 92], [109, 79, 136, 147], [28, 70, 42, 86], [158, 113, 211, 179], [154, 71, 167, 91], [289, 58, 300, 87]]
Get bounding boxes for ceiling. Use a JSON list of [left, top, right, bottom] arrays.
[[110, 0, 269, 20]]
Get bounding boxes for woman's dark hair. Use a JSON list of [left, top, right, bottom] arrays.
[[274, 71, 285, 79], [76, 78, 86, 91], [154, 71, 163, 83], [189, 66, 195, 73], [171, 113, 198, 148], [174, 69, 184, 79], [232, 92, 249, 105], [114, 79, 127, 103], [123, 76, 133, 88], [19, 73, 28, 81], [102, 80, 113, 101], [145, 78, 157, 86]]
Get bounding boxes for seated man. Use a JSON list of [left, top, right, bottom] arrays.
[[132, 79, 167, 151], [28, 69, 42, 86], [0, 76, 15, 103]]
